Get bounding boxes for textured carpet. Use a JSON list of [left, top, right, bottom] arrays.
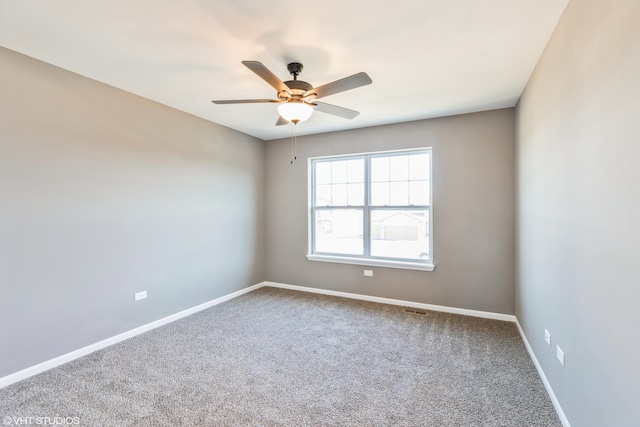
[[0, 287, 561, 426]]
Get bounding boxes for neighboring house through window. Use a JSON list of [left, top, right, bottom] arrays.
[[307, 148, 434, 271]]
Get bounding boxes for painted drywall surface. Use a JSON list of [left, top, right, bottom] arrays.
[[516, 0, 640, 425], [265, 109, 516, 315], [0, 47, 265, 377]]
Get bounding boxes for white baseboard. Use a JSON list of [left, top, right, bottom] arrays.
[[263, 281, 517, 322], [515, 319, 571, 427], [0, 282, 263, 389]]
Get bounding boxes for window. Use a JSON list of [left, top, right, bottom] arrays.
[[308, 149, 433, 271]]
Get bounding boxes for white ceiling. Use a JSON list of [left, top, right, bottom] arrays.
[[0, 0, 568, 141]]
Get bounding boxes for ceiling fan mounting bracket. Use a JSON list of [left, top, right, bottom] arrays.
[[287, 62, 304, 79]]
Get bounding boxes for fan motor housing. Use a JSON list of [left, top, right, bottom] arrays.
[[284, 80, 313, 92], [278, 79, 313, 101]]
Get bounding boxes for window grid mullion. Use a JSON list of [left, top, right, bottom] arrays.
[[363, 156, 371, 257]]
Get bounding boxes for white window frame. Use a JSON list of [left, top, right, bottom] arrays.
[[307, 148, 434, 271]]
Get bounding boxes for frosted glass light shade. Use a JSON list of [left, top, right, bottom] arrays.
[[277, 101, 314, 124]]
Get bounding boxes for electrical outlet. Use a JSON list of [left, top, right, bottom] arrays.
[[556, 346, 565, 366], [134, 291, 147, 301], [545, 329, 551, 346], [364, 270, 373, 277]]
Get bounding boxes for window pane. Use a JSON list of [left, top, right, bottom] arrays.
[[315, 209, 363, 255], [348, 159, 364, 183], [332, 184, 348, 206], [371, 209, 429, 260], [409, 180, 429, 205], [389, 181, 409, 205], [371, 182, 389, 206], [348, 183, 364, 206], [316, 184, 332, 206], [371, 157, 389, 182], [316, 162, 332, 184], [389, 155, 409, 181], [332, 160, 348, 183], [315, 158, 365, 207], [409, 154, 429, 180]]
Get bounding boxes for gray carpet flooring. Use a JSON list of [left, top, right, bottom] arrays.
[[0, 287, 561, 426]]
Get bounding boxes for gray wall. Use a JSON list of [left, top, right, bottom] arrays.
[[0, 47, 266, 377], [265, 109, 516, 315], [516, 0, 640, 425]]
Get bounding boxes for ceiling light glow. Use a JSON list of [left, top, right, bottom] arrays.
[[277, 101, 314, 124]]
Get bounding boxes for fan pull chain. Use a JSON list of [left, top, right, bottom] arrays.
[[290, 123, 298, 165]]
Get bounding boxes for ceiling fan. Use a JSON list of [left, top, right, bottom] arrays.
[[212, 61, 372, 125]]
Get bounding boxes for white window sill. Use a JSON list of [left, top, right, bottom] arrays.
[[306, 254, 435, 271]]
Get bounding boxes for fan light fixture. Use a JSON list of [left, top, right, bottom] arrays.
[[277, 101, 314, 124], [213, 61, 372, 127]]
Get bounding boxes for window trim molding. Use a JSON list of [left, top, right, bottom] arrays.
[[306, 254, 435, 271], [307, 148, 434, 272]]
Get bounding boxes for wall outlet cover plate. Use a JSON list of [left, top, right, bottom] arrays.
[[556, 346, 565, 366]]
